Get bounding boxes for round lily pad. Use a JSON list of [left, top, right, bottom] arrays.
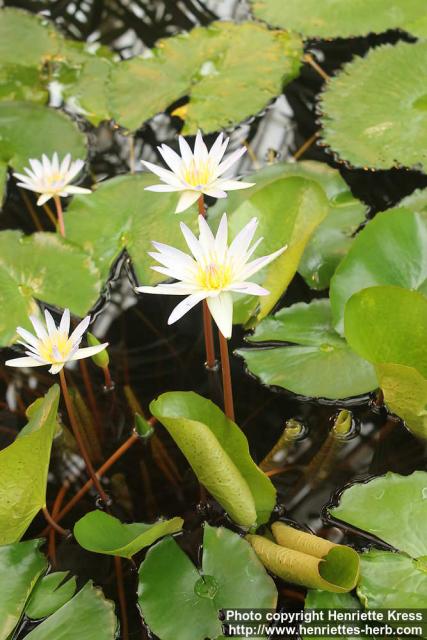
[[0, 231, 101, 346], [330, 471, 427, 558], [109, 21, 302, 134], [238, 299, 377, 400], [249, 0, 427, 39], [358, 550, 427, 609], [330, 207, 427, 334], [320, 41, 427, 171], [0, 102, 87, 172], [65, 173, 198, 284], [0, 8, 61, 67], [138, 524, 277, 640]]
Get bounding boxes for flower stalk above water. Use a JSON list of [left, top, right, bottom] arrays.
[[13, 153, 91, 236], [142, 131, 254, 213], [137, 213, 286, 419]]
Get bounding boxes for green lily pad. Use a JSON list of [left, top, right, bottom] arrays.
[[109, 21, 302, 134], [305, 590, 369, 640], [150, 391, 276, 527], [249, 0, 427, 39], [330, 471, 427, 558], [358, 550, 427, 609], [0, 539, 47, 640], [25, 581, 117, 640], [25, 572, 77, 620], [0, 231, 101, 346], [138, 524, 277, 640], [0, 8, 61, 67], [345, 286, 427, 377], [65, 173, 197, 283], [238, 299, 377, 400], [0, 385, 60, 544], [320, 41, 427, 171], [375, 363, 427, 439], [74, 511, 184, 559], [210, 173, 329, 324], [56, 41, 115, 125], [210, 160, 367, 292], [0, 65, 48, 104], [330, 207, 427, 334], [330, 472, 427, 613], [344, 286, 427, 437], [0, 102, 87, 172]]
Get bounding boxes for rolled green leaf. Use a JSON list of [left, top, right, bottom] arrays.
[[247, 525, 359, 592], [150, 391, 276, 528], [74, 511, 183, 559]]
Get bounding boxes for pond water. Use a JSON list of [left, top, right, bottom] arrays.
[[1, 1, 426, 638]]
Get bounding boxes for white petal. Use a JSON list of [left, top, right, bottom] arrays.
[[29, 158, 44, 177], [229, 282, 270, 296], [228, 217, 259, 262], [69, 315, 91, 344], [197, 214, 216, 259], [14, 171, 33, 183], [44, 309, 57, 335], [214, 213, 228, 262], [59, 308, 70, 335], [208, 133, 227, 165], [63, 185, 91, 195], [37, 193, 53, 206], [16, 182, 38, 193], [142, 161, 182, 188], [168, 292, 207, 324], [49, 363, 64, 374], [202, 188, 227, 199], [5, 356, 45, 368], [180, 221, 204, 262], [60, 153, 72, 174], [158, 144, 184, 175], [178, 136, 194, 165], [241, 245, 287, 280], [136, 283, 199, 296], [175, 190, 200, 214], [16, 326, 39, 348], [30, 315, 48, 340], [52, 152, 59, 173], [66, 159, 85, 181], [217, 146, 247, 176], [215, 179, 255, 191], [69, 344, 108, 361], [145, 184, 182, 192], [207, 292, 233, 339], [42, 154, 52, 173], [194, 131, 209, 164]]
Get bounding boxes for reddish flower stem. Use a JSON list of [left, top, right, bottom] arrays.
[[218, 331, 235, 421], [114, 556, 129, 640], [53, 195, 65, 237], [59, 369, 109, 505]]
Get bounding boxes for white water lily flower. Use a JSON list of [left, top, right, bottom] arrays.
[[6, 309, 108, 374], [13, 153, 91, 206], [142, 131, 254, 213], [136, 214, 286, 339]]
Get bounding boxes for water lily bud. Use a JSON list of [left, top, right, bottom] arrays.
[[87, 332, 109, 369], [134, 413, 154, 440], [333, 410, 353, 436]]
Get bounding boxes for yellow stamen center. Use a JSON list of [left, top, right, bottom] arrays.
[[38, 334, 73, 363], [197, 263, 232, 290], [183, 160, 212, 189]]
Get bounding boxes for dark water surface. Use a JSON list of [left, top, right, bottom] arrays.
[[0, 1, 426, 638]]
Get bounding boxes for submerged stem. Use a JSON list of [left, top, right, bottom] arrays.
[[59, 369, 109, 505], [218, 331, 235, 421], [114, 556, 129, 640], [53, 195, 65, 237]]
